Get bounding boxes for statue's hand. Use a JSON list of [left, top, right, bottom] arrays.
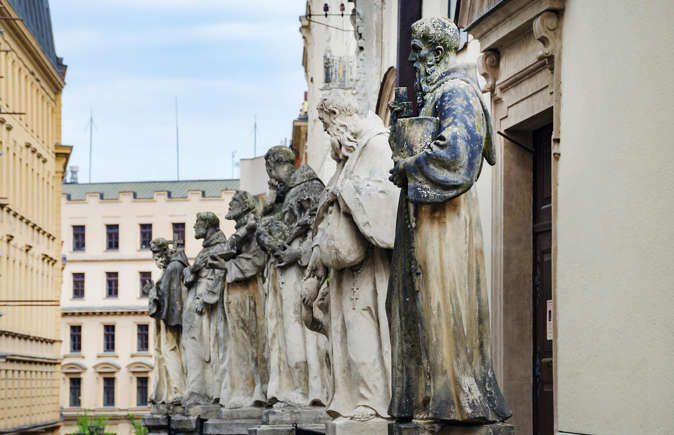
[[306, 246, 325, 280], [389, 158, 408, 187], [193, 298, 205, 314], [276, 247, 301, 268], [208, 255, 227, 271]]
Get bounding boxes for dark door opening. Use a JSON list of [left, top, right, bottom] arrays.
[[533, 123, 554, 435]]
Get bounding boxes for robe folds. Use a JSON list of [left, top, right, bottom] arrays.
[[220, 228, 268, 408], [150, 251, 188, 405], [262, 165, 330, 407], [182, 230, 228, 406], [313, 112, 399, 419], [387, 65, 511, 423]]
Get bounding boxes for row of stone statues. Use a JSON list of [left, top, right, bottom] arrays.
[[146, 17, 510, 433]]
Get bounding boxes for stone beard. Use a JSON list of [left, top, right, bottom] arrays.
[[308, 93, 399, 421], [257, 146, 330, 407], [215, 191, 269, 409], [387, 17, 511, 423], [181, 212, 229, 407], [148, 238, 188, 406]]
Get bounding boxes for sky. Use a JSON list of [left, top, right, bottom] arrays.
[[50, 0, 306, 183]]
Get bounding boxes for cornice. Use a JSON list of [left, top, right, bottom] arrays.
[[0, 329, 58, 343], [62, 306, 149, 316]]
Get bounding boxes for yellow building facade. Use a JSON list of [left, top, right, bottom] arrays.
[[0, 0, 70, 433]]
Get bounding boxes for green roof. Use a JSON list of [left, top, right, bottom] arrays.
[[63, 179, 239, 201]]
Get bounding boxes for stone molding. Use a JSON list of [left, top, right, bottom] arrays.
[[533, 10, 562, 65], [478, 49, 500, 94]]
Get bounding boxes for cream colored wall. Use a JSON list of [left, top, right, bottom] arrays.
[[59, 187, 235, 432], [557, 1, 674, 433], [301, 0, 356, 182]]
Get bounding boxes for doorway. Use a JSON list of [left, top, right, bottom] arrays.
[[532, 123, 554, 434]]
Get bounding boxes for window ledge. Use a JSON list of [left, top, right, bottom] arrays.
[[63, 353, 83, 359], [131, 352, 152, 358], [97, 352, 118, 358]]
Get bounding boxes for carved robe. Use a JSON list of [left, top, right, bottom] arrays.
[[387, 65, 511, 422], [182, 230, 228, 406], [313, 113, 399, 418], [149, 250, 188, 405], [220, 216, 268, 408], [260, 166, 330, 406]]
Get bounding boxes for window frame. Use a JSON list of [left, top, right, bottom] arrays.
[[69, 377, 81, 408], [105, 272, 118, 298], [102, 376, 115, 407], [139, 271, 152, 298], [72, 272, 85, 299], [103, 324, 115, 352], [172, 222, 185, 247], [105, 224, 119, 250], [136, 376, 149, 407], [137, 324, 149, 352], [139, 223, 152, 250], [72, 225, 85, 251], [70, 324, 82, 353]]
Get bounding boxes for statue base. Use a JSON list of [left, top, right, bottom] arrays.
[[142, 414, 169, 435], [248, 405, 330, 434], [204, 407, 265, 434], [388, 422, 514, 435], [326, 417, 389, 434]]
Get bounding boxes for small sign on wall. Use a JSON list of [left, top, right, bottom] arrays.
[[546, 299, 553, 341]]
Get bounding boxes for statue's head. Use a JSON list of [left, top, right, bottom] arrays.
[[409, 17, 460, 100], [264, 146, 295, 190], [226, 190, 257, 221], [317, 90, 359, 161], [194, 211, 220, 240], [150, 237, 171, 269]]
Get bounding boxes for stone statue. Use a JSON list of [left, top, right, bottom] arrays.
[[303, 90, 398, 422], [147, 238, 188, 406], [208, 191, 268, 409], [181, 212, 228, 407], [387, 17, 511, 425], [256, 146, 330, 407]]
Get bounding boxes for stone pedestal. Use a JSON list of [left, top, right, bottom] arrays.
[[171, 415, 201, 434], [326, 417, 389, 435], [388, 422, 514, 435], [248, 406, 330, 434], [142, 414, 169, 435], [203, 407, 265, 434]]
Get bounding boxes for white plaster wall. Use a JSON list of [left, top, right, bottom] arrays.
[[240, 156, 268, 196], [557, 1, 674, 433]]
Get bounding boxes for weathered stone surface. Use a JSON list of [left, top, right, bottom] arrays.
[[218, 407, 264, 420], [326, 417, 389, 435], [171, 415, 200, 433], [187, 403, 221, 419], [388, 422, 514, 435], [204, 418, 262, 434], [262, 406, 330, 425], [143, 414, 169, 427], [249, 424, 326, 435]]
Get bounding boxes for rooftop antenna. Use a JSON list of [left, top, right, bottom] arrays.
[[231, 151, 238, 178], [253, 114, 257, 157], [86, 108, 95, 183], [175, 96, 180, 180]]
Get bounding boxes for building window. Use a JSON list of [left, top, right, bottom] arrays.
[[140, 224, 152, 249], [103, 324, 115, 352], [106, 224, 119, 250], [106, 272, 118, 298], [73, 225, 85, 251], [69, 377, 81, 408], [137, 376, 149, 407], [72, 273, 85, 299], [103, 377, 115, 407], [172, 222, 185, 247], [70, 325, 82, 353], [139, 271, 152, 298], [137, 324, 149, 352]]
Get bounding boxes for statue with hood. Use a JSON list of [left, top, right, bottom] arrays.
[[209, 190, 269, 409], [181, 211, 228, 407], [147, 238, 188, 406], [256, 146, 330, 407], [303, 90, 398, 422], [387, 17, 511, 425]]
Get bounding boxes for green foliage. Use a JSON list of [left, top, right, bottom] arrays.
[[71, 411, 111, 435], [127, 414, 149, 435]]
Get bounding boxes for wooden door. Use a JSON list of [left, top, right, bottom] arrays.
[[533, 123, 554, 434]]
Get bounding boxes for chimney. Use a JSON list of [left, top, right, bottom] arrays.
[[69, 166, 79, 184]]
